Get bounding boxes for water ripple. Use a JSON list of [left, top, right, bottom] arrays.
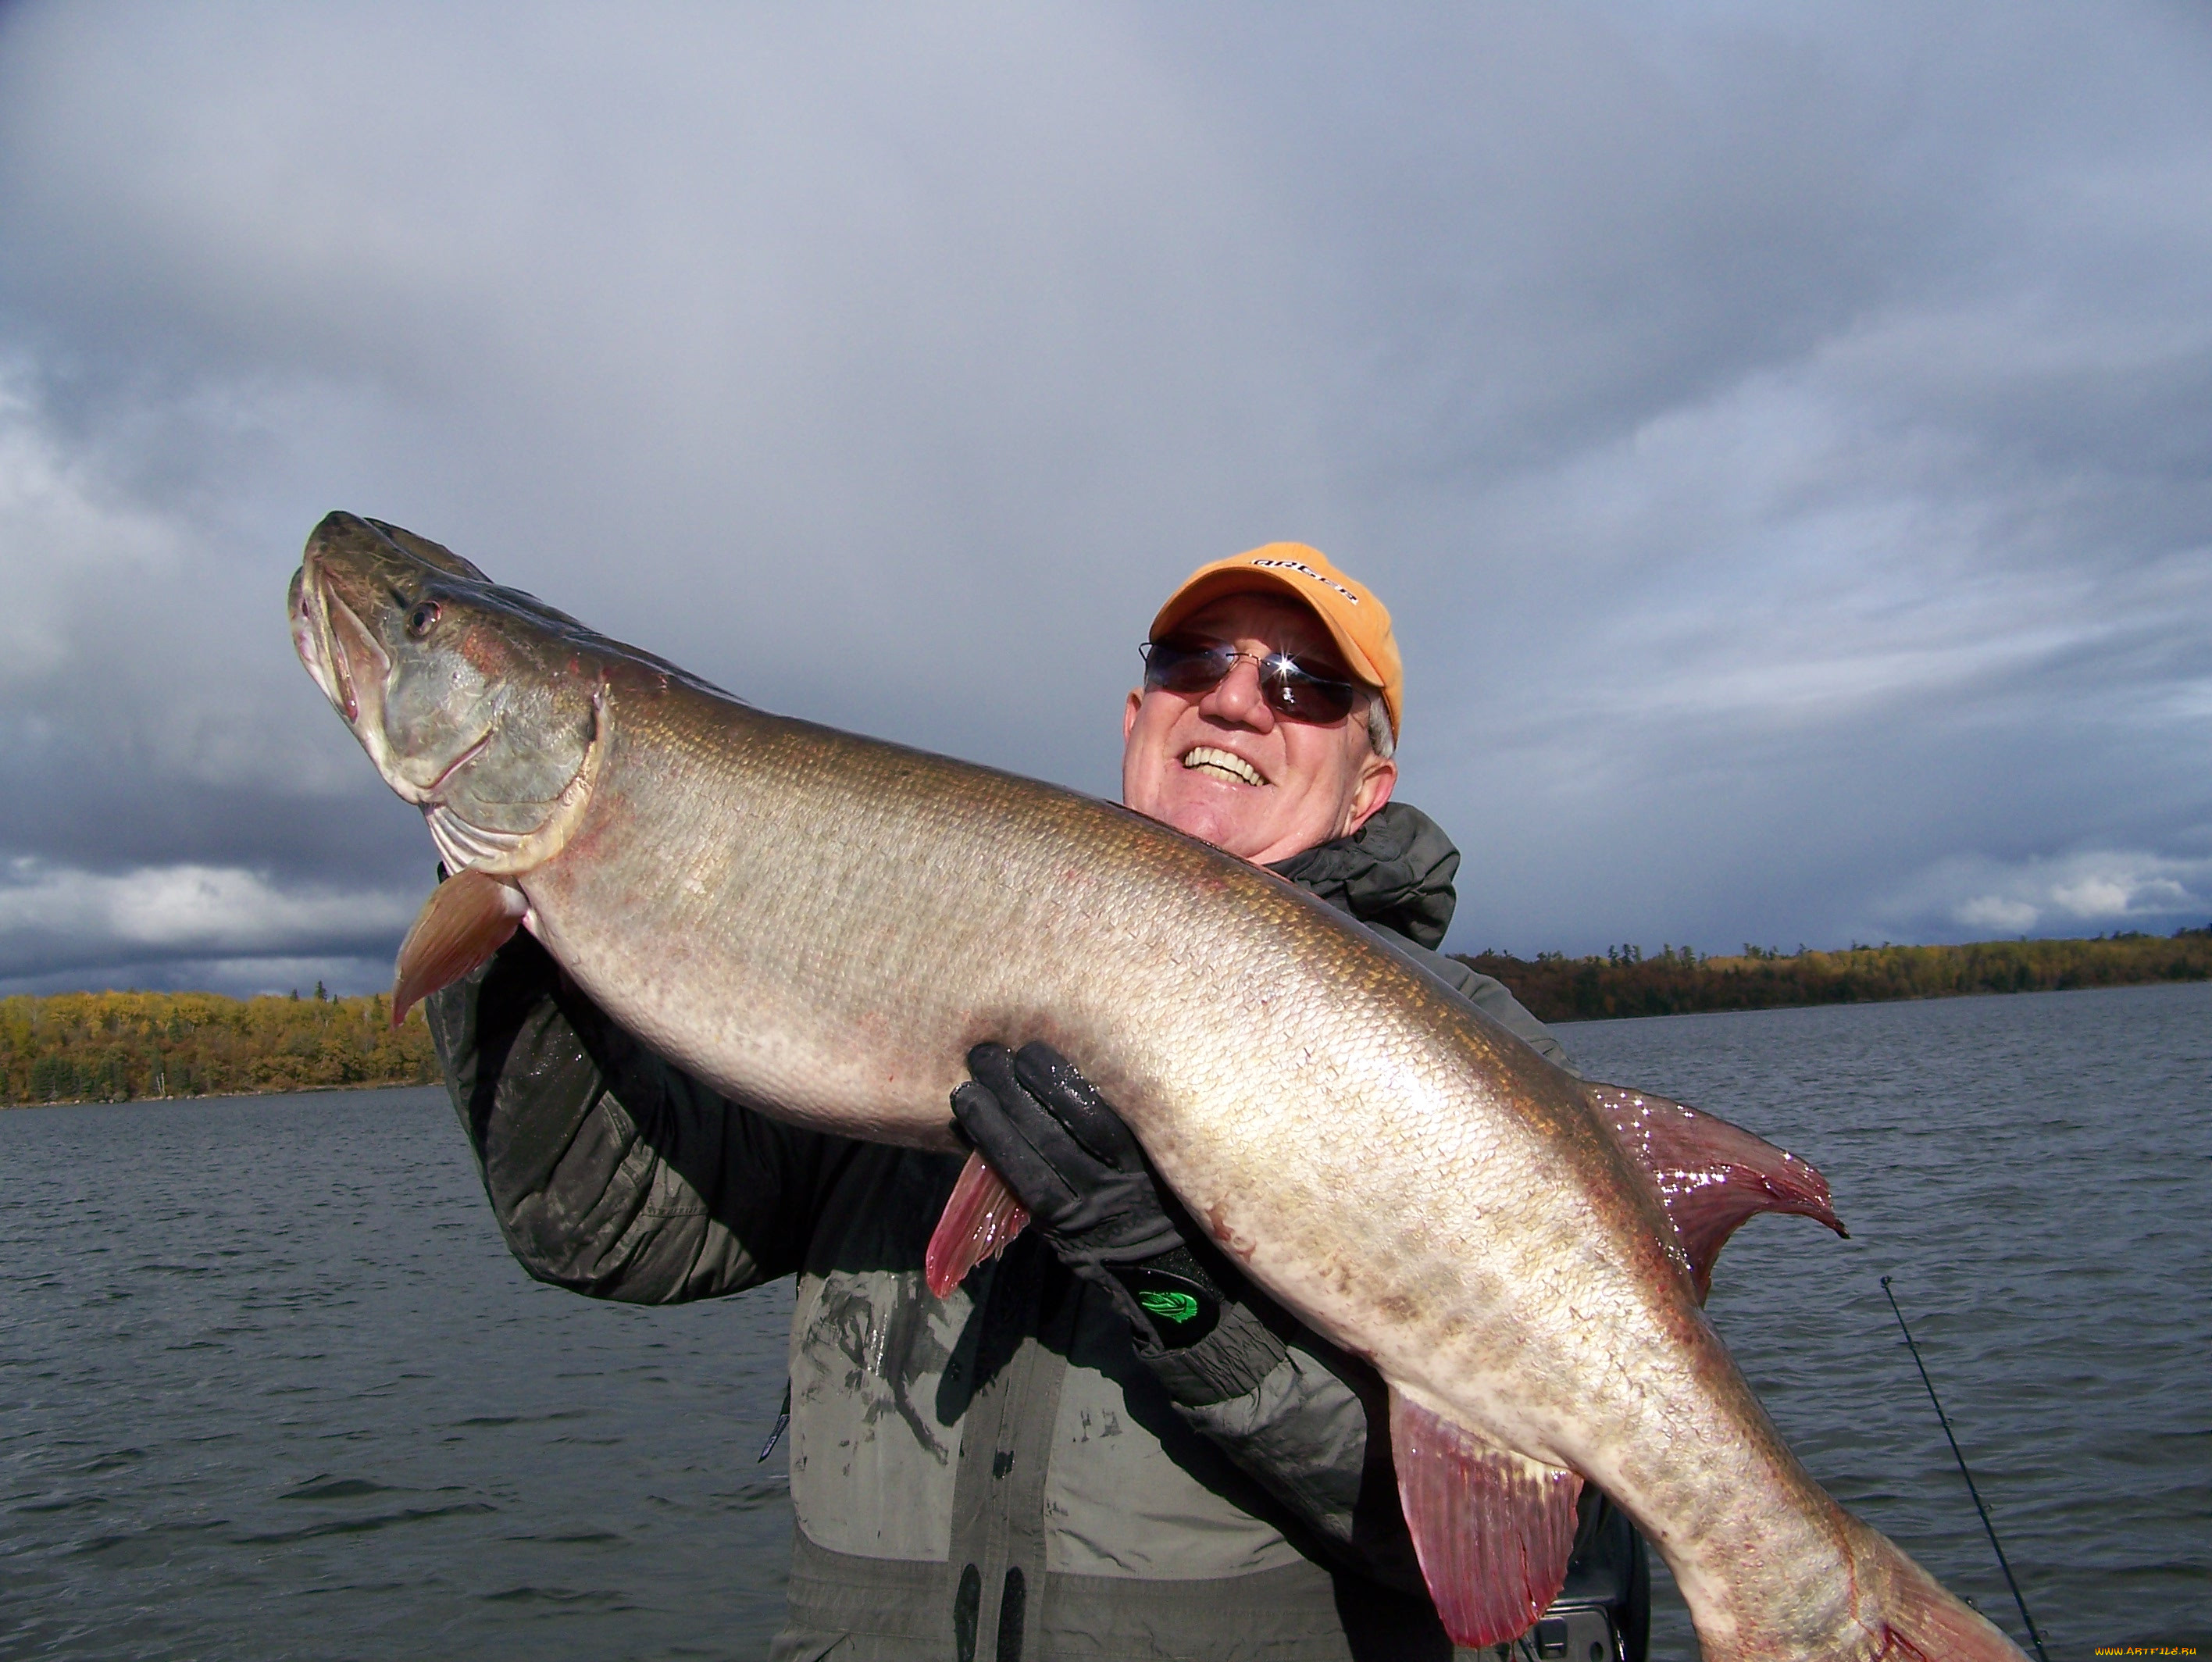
[[1, 1084, 795, 1660]]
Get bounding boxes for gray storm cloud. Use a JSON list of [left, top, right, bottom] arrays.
[[0, 0, 2207, 995]]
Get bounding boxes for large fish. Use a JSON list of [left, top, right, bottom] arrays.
[[291, 511, 2027, 1660]]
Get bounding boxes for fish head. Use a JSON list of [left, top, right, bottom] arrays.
[[291, 512, 603, 869]]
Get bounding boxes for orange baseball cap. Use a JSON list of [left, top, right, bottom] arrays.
[[1148, 543, 1403, 740]]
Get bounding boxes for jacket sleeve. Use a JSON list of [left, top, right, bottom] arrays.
[[1128, 1263, 1430, 1594], [426, 926, 843, 1304], [1136, 1300, 1645, 1623]]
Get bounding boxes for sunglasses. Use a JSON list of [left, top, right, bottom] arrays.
[[1140, 637, 1365, 724]]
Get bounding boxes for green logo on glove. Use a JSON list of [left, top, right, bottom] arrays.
[[1138, 1289, 1201, 1325]]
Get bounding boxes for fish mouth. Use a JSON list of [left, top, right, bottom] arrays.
[[291, 554, 385, 726], [1181, 745, 1266, 787], [425, 725, 496, 797], [292, 550, 423, 806], [323, 590, 387, 732], [290, 563, 344, 715]]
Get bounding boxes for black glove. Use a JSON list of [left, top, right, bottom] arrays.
[[951, 1042, 1228, 1350]]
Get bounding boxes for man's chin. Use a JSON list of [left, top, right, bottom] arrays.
[[1144, 795, 1279, 863]]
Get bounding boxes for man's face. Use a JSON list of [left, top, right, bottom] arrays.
[[1121, 592, 1397, 864]]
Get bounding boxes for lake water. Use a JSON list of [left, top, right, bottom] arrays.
[[1564, 981, 2210, 1658], [2, 982, 2206, 1659]]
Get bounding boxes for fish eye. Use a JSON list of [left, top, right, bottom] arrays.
[[406, 600, 442, 638]]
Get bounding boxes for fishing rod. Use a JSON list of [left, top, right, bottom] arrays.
[[1880, 1275, 2050, 1662], [758, 1381, 791, 1463]]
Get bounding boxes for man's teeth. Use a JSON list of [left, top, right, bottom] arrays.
[[1183, 747, 1265, 786]]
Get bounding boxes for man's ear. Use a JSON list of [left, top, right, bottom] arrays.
[[1123, 689, 1143, 744], [1344, 753, 1397, 835]]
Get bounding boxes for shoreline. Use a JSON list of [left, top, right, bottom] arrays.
[[2, 1077, 446, 1111], [2, 986, 439, 1111], [1540, 972, 2208, 1024]]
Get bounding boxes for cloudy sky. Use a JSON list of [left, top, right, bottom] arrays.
[[1, 1, 2207, 997]]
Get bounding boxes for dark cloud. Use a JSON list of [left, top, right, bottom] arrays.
[[1, 0, 2207, 994], [0, 953, 401, 1001]]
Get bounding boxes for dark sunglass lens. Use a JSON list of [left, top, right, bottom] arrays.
[[1143, 640, 1231, 693], [1259, 655, 1356, 722], [1270, 679, 1354, 722]]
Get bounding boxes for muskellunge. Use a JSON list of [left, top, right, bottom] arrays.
[[291, 510, 2026, 1660]]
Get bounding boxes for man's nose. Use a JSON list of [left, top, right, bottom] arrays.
[[1200, 656, 1273, 727]]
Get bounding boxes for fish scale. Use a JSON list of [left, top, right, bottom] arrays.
[[292, 509, 2027, 1660]]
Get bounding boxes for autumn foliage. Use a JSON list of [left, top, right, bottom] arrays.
[[0, 986, 439, 1107], [1455, 929, 2212, 1025], [8, 929, 2208, 1105]]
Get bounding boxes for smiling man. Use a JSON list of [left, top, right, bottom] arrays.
[[1121, 567, 1399, 865], [1115, 545, 1572, 1059], [427, 542, 1643, 1661]]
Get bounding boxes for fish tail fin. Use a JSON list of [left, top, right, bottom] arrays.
[[391, 868, 528, 1026], [925, 1150, 1030, 1297]]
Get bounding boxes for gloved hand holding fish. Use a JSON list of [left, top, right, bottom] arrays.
[[290, 510, 2028, 1659]]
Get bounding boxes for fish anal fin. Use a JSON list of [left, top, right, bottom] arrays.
[[925, 1150, 1031, 1298], [391, 868, 528, 1027], [1387, 1387, 1582, 1647], [1586, 1082, 1849, 1302]]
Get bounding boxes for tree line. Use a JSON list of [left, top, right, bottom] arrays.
[[1453, 929, 2212, 1024], [8, 927, 2208, 1104], [1, 984, 441, 1107]]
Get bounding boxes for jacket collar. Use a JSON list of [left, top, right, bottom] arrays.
[[1264, 801, 1460, 950]]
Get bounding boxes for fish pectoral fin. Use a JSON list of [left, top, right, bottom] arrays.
[[1586, 1082, 1849, 1303], [925, 1150, 1031, 1298], [1387, 1388, 1582, 1649], [391, 868, 529, 1028]]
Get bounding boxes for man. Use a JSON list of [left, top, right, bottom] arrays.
[[428, 544, 1646, 1660]]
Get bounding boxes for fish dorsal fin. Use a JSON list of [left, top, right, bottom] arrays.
[[1389, 1388, 1582, 1647], [926, 1150, 1032, 1297], [1586, 1082, 1848, 1302], [390, 868, 530, 1026]]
